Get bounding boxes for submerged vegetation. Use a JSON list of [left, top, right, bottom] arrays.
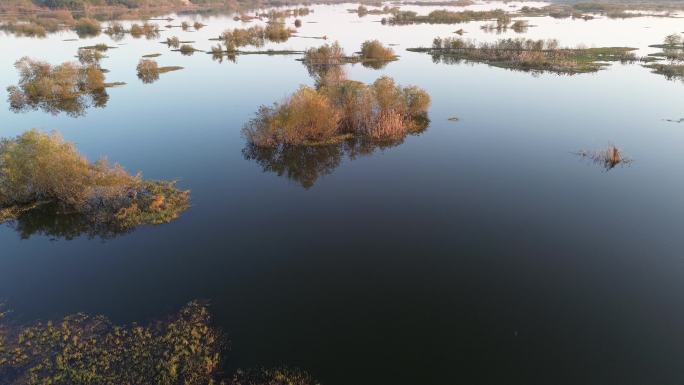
[[6, 57, 120, 116], [243, 73, 430, 148], [410, 37, 637, 74], [0, 130, 189, 236], [0, 301, 318, 385], [576, 144, 631, 170]]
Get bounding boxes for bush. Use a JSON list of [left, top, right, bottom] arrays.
[[244, 86, 342, 147], [294, 18, 302, 27], [104, 21, 125, 39], [179, 43, 195, 55], [0, 130, 189, 230], [221, 26, 265, 48], [0, 21, 48, 37], [7, 57, 108, 116], [264, 22, 294, 42], [304, 41, 345, 65], [166, 35, 180, 48], [73, 17, 100, 36], [664, 33, 683, 46], [244, 75, 430, 146], [129, 22, 158, 39], [360, 39, 395, 60], [77, 48, 104, 66], [136, 58, 159, 83]]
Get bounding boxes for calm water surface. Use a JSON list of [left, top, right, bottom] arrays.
[[1, 2, 684, 384]]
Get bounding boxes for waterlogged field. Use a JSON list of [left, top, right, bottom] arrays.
[[1, 2, 684, 384]]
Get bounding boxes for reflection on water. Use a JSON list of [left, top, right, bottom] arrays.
[[3, 202, 129, 240], [9, 87, 109, 117], [2, 3, 684, 385], [243, 123, 428, 188]]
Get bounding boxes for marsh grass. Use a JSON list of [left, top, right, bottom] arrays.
[[0, 130, 189, 230], [412, 37, 637, 74], [384, 9, 509, 25], [576, 145, 631, 170], [644, 63, 684, 81]]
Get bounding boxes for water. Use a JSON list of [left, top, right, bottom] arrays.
[[1, 2, 684, 384]]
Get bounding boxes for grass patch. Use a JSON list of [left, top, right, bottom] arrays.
[[644, 63, 684, 81], [383, 9, 510, 25], [409, 37, 637, 74], [142, 52, 162, 57]]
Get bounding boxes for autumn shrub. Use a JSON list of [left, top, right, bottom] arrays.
[[360, 39, 395, 60], [104, 21, 125, 37], [244, 76, 430, 146], [0, 21, 47, 37], [166, 35, 180, 47], [244, 86, 342, 147], [221, 26, 265, 49], [7, 57, 108, 116], [264, 21, 294, 42], [0, 130, 189, 229], [73, 17, 100, 36], [77, 48, 104, 66], [136, 58, 159, 83], [130, 22, 158, 38], [179, 43, 196, 55], [304, 41, 345, 65], [294, 18, 302, 27]]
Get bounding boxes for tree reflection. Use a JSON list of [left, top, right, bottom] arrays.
[[4, 203, 130, 240], [243, 124, 428, 189]]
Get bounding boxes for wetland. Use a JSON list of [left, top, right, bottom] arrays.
[[2, 1, 684, 384]]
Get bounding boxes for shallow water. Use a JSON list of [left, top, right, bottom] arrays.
[[2, 2, 684, 384]]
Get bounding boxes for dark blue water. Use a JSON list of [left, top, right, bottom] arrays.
[[2, 4, 684, 384]]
